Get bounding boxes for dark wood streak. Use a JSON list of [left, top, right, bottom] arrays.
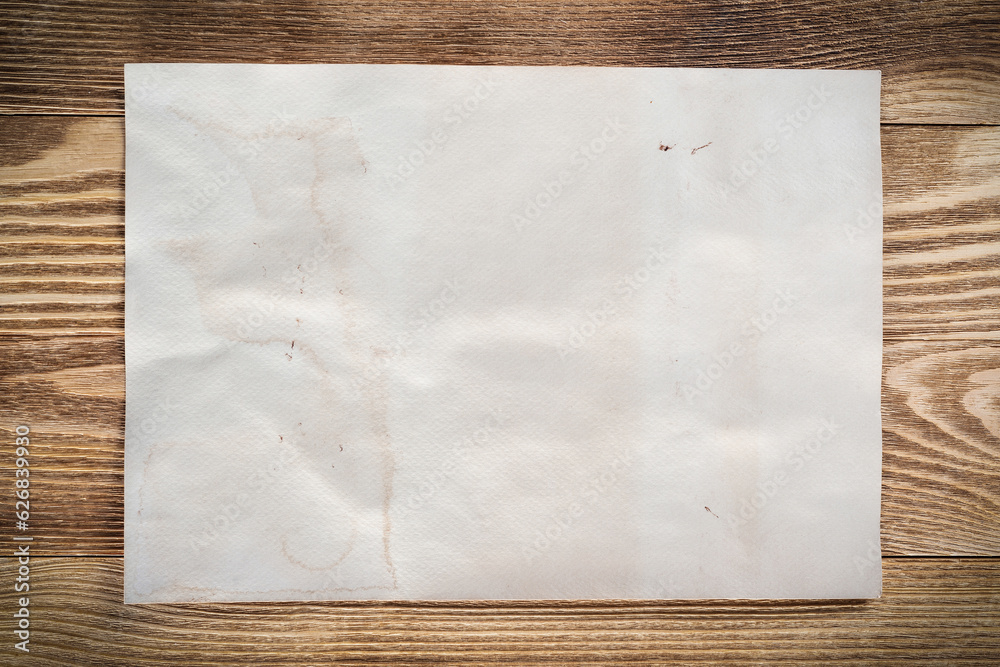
[[0, 9, 997, 661], [0, 1, 998, 122], [0, 170, 123, 197], [2, 118, 997, 336], [0, 339, 997, 557], [0, 557, 998, 664]]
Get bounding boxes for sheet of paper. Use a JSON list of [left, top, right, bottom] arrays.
[[124, 64, 883, 602]]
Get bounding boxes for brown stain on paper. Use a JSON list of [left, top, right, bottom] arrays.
[[307, 123, 398, 588], [161, 111, 398, 589], [280, 526, 358, 572]]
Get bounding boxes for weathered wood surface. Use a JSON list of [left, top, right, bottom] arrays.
[[0, 336, 998, 557], [1, 4, 999, 663], [0, 118, 998, 560], [1, 118, 997, 339], [0, 1, 999, 123], [0, 557, 998, 665]]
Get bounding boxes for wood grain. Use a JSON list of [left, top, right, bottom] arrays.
[[1, 118, 999, 556], [0, 1, 998, 123], [1, 8, 999, 660], [1, 336, 997, 556], [882, 125, 1000, 339], [0, 118, 123, 337], [0, 557, 997, 665], [882, 341, 1000, 555], [1, 118, 997, 338]]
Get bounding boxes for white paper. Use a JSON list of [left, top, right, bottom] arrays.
[[124, 64, 883, 602]]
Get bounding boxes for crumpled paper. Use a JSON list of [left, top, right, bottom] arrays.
[[124, 64, 883, 602]]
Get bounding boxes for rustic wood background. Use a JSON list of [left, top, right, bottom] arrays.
[[1, 1, 998, 664]]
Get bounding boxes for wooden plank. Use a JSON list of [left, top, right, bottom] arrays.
[[0, 4, 995, 662], [1, 337, 998, 556], [0, 117, 124, 339], [0, 117, 998, 556], [882, 125, 1000, 339], [2, 118, 998, 338], [0, 1, 998, 123], [882, 341, 1000, 556], [0, 557, 996, 665]]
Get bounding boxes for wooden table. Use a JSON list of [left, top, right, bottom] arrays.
[[1, 2, 998, 664]]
